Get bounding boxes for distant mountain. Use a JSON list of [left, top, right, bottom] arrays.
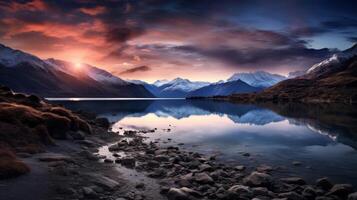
[[187, 80, 262, 97], [128, 78, 211, 98], [0, 44, 154, 98], [225, 44, 357, 103], [227, 71, 286, 87]]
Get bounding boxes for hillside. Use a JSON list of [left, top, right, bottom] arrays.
[[225, 55, 357, 103]]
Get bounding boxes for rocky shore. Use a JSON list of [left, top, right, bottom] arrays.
[[0, 86, 356, 200]]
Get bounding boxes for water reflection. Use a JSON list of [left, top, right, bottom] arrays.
[[55, 99, 357, 185]]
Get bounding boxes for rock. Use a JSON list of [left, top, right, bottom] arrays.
[[38, 153, 72, 162], [95, 117, 110, 129], [147, 160, 160, 169], [68, 131, 85, 140], [135, 183, 145, 189], [82, 187, 97, 198], [148, 168, 167, 178], [327, 184, 354, 198], [242, 152, 251, 157], [243, 172, 273, 187], [167, 188, 191, 200], [90, 174, 119, 190], [154, 155, 169, 162], [278, 191, 305, 200], [120, 157, 136, 167], [252, 187, 270, 196], [302, 186, 317, 199], [194, 172, 214, 184], [280, 177, 306, 185], [180, 187, 201, 198], [235, 165, 246, 171], [349, 192, 357, 200], [108, 144, 120, 151], [227, 185, 253, 199], [198, 164, 212, 171], [316, 177, 333, 190], [257, 165, 273, 172], [292, 161, 302, 166], [104, 158, 113, 163]]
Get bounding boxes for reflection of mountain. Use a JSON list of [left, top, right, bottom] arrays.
[[261, 103, 357, 150], [227, 109, 284, 125], [58, 99, 285, 125]]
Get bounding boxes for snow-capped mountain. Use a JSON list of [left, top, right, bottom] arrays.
[[153, 79, 170, 87], [160, 78, 210, 92], [137, 78, 211, 98], [306, 43, 357, 78], [227, 71, 286, 88], [0, 43, 153, 97], [187, 80, 262, 97]]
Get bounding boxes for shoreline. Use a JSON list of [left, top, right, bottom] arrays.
[[0, 88, 356, 200], [5, 121, 357, 200]]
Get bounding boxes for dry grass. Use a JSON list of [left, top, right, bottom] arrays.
[[0, 149, 30, 179]]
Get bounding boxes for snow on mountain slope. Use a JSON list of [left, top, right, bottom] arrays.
[[306, 44, 357, 76], [153, 79, 170, 87], [161, 78, 210, 92], [227, 71, 286, 87], [0, 43, 48, 69]]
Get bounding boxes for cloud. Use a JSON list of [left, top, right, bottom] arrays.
[[119, 65, 151, 75], [348, 37, 357, 42], [79, 6, 106, 16], [106, 27, 145, 43]]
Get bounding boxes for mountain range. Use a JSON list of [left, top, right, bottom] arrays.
[[0, 43, 293, 98], [0, 44, 153, 97], [225, 44, 357, 103], [128, 72, 285, 98]]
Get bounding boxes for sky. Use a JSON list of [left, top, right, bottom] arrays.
[[0, 0, 357, 82]]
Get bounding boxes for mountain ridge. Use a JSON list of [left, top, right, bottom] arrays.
[[0, 44, 154, 98]]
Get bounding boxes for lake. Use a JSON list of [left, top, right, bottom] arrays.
[[48, 99, 357, 186]]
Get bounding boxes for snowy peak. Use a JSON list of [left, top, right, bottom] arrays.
[[0, 43, 48, 69], [307, 43, 357, 75], [228, 71, 286, 87], [161, 78, 210, 92], [153, 79, 170, 87]]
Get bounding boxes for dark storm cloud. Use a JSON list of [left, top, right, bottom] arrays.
[[119, 65, 151, 75], [106, 27, 146, 43], [173, 45, 332, 68]]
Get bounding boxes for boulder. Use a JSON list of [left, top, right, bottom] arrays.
[[120, 157, 136, 167], [316, 177, 333, 190], [349, 192, 357, 200], [167, 187, 193, 200], [194, 172, 214, 184], [278, 191, 305, 200], [280, 177, 306, 185], [243, 172, 273, 187], [227, 185, 253, 199], [327, 184, 354, 198]]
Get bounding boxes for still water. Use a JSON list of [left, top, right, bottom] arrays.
[[49, 99, 357, 186]]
